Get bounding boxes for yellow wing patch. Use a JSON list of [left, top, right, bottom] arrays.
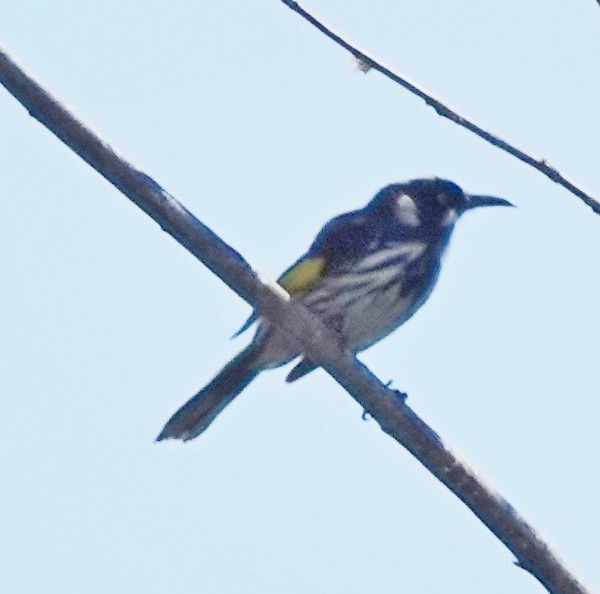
[[278, 257, 326, 296]]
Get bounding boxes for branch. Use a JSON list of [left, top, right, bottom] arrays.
[[280, 0, 599, 216], [0, 47, 590, 594]]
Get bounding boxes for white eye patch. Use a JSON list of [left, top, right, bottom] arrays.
[[395, 194, 421, 227], [441, 208, 458, 227]]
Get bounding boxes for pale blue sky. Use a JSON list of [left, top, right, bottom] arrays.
[[1, 1, 599, 592]]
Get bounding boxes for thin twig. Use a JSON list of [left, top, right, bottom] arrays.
[[0, 47, 591, 594], [280, 0, 599, 215]]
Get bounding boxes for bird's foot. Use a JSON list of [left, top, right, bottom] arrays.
[[362, 381, 408, 421], [385, 380, 408, 402]]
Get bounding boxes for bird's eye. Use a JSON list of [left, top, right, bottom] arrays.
[[437, 192, 455, 207], [436, 181, 463, 208]]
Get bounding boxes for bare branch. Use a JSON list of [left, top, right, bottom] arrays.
[[280, 0, 599, 215], [0, 47, 591, 594]]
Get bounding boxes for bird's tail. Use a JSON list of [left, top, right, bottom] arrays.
[[156, 346, 260, 442]]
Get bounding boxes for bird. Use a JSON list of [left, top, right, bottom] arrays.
[[157, 177, 512, 442]]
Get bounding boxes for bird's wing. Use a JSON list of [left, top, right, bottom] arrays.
[[276, 209, 373, 294], [231, 256, 326, 338], [231, 312, 258, 338], [277, 256, 326, 295], [307, 209, 374, 271], [232, 209, 370, 337]]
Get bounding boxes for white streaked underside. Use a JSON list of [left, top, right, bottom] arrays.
[[252, 240, 433, 366], [304, 242, 425, 309], [355, 242, 426, 270], [297, 241, 428, 349]]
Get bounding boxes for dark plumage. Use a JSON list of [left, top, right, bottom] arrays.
[[157, 178, 512, 442]]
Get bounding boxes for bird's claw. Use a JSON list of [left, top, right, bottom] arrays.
[[394, 389, 408, 402], [362, 382, 407, 421], [385, 380, 408, 402]]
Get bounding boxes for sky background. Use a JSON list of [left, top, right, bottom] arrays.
[[1, 1, 599, 592]]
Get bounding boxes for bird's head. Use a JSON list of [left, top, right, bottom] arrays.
[[368, 178, 513, 231]]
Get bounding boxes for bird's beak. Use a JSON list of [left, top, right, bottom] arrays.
[[465, 194, 514, 210]]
